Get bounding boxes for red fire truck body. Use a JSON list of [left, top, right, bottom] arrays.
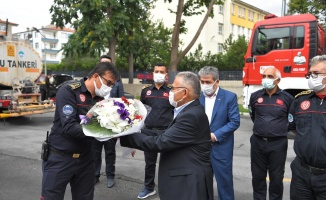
[[242, 14, 325, 108]]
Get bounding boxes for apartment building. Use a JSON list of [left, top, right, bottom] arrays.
[[13, 25, 74, 64], [0, 19, 18, 41], [151, 0, 268, 54]]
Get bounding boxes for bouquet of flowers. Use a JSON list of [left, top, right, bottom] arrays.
[[80, 96, 147, 141]]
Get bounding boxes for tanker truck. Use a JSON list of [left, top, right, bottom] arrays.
[[0, 41, 54, 118]]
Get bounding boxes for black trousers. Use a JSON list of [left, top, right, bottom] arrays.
[[290, 157, 326, 200], [143, 128, 165, 190], [250, 134, 288, 200], [93, 138, 117, 179]]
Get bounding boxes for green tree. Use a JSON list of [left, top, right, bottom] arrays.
[[221, 35, 248, 70], [167, 0, 224, 82], [287, 0, 326, 26], [50, 0, 153, 82]]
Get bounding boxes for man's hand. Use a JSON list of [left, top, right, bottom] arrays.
[[211, 133, 217, 142]]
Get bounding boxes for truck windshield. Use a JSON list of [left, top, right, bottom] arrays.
[[253, 26, 304, 55]]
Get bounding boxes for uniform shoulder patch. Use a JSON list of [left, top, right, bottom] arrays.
[[295, 90, 312, 98], [68, 82, 81, 90], [142, 84, 152, 90]]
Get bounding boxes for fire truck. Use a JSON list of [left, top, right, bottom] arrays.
[[242, 14, 325, 109], [0, 41, 55, 118]]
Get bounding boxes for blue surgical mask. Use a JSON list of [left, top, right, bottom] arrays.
[[262, 78, 276, 89]]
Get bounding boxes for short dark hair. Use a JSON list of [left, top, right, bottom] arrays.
[[154, 63, 168, 72], [100, 55, 112, 61], [88, 62, 118, 81]]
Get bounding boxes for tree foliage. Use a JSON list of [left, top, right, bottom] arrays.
[[287, 0, 326, 26], [167, 0, 224, 82]]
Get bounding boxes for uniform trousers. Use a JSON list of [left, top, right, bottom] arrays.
[[250, 134, 288, 200], [41, 150, 94, 200], [143, 128, 165, 190], [93, 138, 117, 179], [290, 157, 326, 200]]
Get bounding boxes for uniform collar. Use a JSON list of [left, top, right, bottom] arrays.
[[151, 82, 168, 90], [263, 87, 282, 95], [80, 78, 89, 93]]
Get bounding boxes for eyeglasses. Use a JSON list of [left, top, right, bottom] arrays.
[[171, 86, 187, 91], [305, 72, 326, 79], [100, 75, 114, 87]]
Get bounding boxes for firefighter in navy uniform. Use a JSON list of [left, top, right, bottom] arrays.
[[41, 62, 118, 200], [288, 55, 326, 200], [249, 67, 294, 200], [136, 64, 174, 199]]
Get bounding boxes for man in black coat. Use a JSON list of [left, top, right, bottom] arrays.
[[120, 71, 213, 200]]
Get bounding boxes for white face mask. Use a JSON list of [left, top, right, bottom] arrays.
[[94, 76, 112, 97], [262, 78, 276, 89], [169, 89, 185, 108], [308, 75, 326, 92], [201, 81, 216, 96], [153, 73, 166, 84]]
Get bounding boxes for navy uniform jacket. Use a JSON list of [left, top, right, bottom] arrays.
[[249, 88, 294, 138], [49, 78, 100, 153], [288, 90, 326, 168], [140, 83, 173, 128], [120, 100, 213, 200]]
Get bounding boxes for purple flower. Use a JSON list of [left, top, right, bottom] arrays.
[[114, 100, 132, 124]]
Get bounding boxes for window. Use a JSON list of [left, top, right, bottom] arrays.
[[238, 25, 241, 36], [255, 27, 291, 55], [218, 43, 223, 53], [50, 43, 56, 49], [232, 4, 235, 15], [248, 11, 254, 21], [35, 32, 38, 38], [219, 5, 224, 14], [293, 26, 304, 49], [35, 42, 39, 49], [218, 23, 223, 35], [50, 54, 56, 59], [252, 12, 255, 21], [231, 24, 234, 35], [238, 7, 245, 18], [61, 32, 67, 38]]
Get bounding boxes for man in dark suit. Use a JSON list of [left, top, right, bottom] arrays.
[[120, 71, 213, 200], [199, 66, 240, 200]]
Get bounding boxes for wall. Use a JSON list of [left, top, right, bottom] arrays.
[[122, 79, 243, 104]]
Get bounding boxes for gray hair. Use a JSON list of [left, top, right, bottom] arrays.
[[263, 66, 282, 79], [176, 71, 201, 99], [310, 55, 326, 69], [198, 66, 219, 81]]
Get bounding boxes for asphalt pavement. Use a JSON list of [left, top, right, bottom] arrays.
[[0, 112, 295, 200]]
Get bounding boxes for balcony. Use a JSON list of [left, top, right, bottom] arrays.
[[42, 49, 59, 53], [41, 38, 59, 43]]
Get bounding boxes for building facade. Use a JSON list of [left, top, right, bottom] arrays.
[[151, 0, 268, 54], [13, 25, 74, 64]]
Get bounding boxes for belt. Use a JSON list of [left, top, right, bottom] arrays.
[[145, 126, 168, 130], [254, 134, 287, 141], [49, 148, 81, 158], [297, 158, 326, 174]]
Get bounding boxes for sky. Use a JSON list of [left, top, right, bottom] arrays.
[[2, 0, 285, 33]]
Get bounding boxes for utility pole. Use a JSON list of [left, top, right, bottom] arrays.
[[281, 0, 286, 16], [33, 27, 47, 76]]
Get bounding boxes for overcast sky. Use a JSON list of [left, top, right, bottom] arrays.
[[2, 0, 285, 33]]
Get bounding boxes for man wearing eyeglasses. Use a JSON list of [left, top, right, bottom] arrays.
[[249, 66, 294, 200], [288, 55, 326, 200], [93, 55, 124, 188], [41, 62, 118, 200], [120, 71, 213, 200], [136, 64, 174, 199]]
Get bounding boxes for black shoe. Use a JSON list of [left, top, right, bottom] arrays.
[[94, 177, 99, 185], [107, 178, 115, 188]]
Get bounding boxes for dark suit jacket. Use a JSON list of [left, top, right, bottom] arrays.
[[120, 100, 213, 200]]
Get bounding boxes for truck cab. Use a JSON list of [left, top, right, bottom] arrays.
[[242, 14, 325, 108]]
